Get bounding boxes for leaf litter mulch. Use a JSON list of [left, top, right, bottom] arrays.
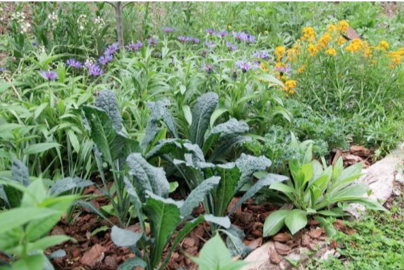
[[46, 145, 379, 270]]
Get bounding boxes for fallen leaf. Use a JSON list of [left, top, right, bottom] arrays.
[[80, 244, 107, 267], [273, 233, 292, 243], [309, 228, 323, 239], [269, 247, 281, 264], [301, 234, 310, 247], [275, 242, 291, 255], [247, 237, 262, 249]]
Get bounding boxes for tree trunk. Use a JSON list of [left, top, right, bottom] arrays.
[[115, 2, 124, 50]]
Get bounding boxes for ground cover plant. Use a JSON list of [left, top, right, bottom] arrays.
[[0, 2, 403, 269]]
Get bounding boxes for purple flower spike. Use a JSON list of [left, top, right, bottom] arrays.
[[147, 37, 159, 46], [0, 67, 5, 72], [104, 42, 119, 55], [162, 27, 174, 33], [192, 38, 200, 44], [126, 41, 143, 51], [247, 34, 255, 43], [88, 64, 103, 76], [252, 51, 270, 60], [32, 41, 37, 47], [186, 36, 194, 42], [99, 54, 113, 65], [206, 28, 216, 35], [40, 70, 58, 81], [226, 42, 237, 51], [218, 30, 229, 38], [66, 58, 82, 68], [274, 64, 292, 76]]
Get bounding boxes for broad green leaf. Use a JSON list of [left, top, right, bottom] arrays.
[[117, 257, 147, 270], [214, 165, 241, 217], [23, 142, 61, 155], [111, 226, 142, 247], [0, 208, 59, 234], [230, 173, 288, 215], [21, 179, 47, 207], [235, 154, 272, 191], [27, 235, 73, 252], [1, 254, 44, 270], [144, 193, 182, 268], [332, 162, 363, 192], [285, 209, 307, 235], [190, 92, 218, 146], [183, 105, 192, 126], [210, 108, 228, 128], [141, 99, 178, 148], [222, 227, 252, 258], [94, 90, 123, 131], [190, 233, 247, 270], [83, 106, 127, 165], [180, 176, 220, 217], [204, 214, 231, 229], [127, 153, 169, 199], [270, 182, 295, 194], [263, 210, 289, 236], [49, 177, 92, 196], [145, 138, 186, 160]]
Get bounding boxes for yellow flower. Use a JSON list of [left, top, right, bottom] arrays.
[[289, 89, 295, 95], [301, 27, 316, 42], [345, 39, 363, 54], [362, 42, 372, 58], [337, 35, 346, 45], [388, 50, 404, 68], [260, 62, 268, 72], [264, 30, 269, 35], [317, 32, 332, 49], [284, 80, 297, 91], [307, 44, 318, 57], [326, 48, 337, 56], [286, 44, 300, 61], [337, 20, 349, 34], [297, 65, 306, 74], [275, 46, 286, 61], [376, 40, 389, 51], [228, 25, 232, 30], [327, 23, 337, 33]]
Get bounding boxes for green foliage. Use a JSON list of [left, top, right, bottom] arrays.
[[189, 233, 248, 270], [263, 141, 385, 236], [0, 160, 78, 269], [308, 197, 404, 270]]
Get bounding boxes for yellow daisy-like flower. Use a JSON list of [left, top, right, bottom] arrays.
[[376, 40, 389, 51], [297, 65, 306, 74], [345, 39, 363, 54], [326, 48, 337, 56], [362, 42, 372, 58], [307, 44, 318, 57], [260, 62, 268, 72], [275, 46, 286, 61], [337, 35, 346, 45], [284, 80, 297, 91], [327, 23, 337, 33], [337, 20, 349, 34], [301, 27, 316, 42], [317, 32, 332, 49], [388, 50, 404, 69], [286, 44, 300, 62]]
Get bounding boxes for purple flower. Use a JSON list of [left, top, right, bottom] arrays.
[[235, 61, 257, 73], [32, 41, 37, 47], [226, 42, 237, 51], [246, 34, 255, 43], [274, 63, 292, 76], [162, 27, 174, 33], [66, 58, 82, 68], [217, 31, 229, 38], [147, 37, 158, 46], [201, 50, 207, 57], [84, 59, 93, 69], [233, 31, 248, 42], [206, 28, 216, 35], [0, 67, 5, 72], [204, 41, 216, 52], [192, 38, 200, 44], [104, 42, 119, 55], [99, 54, 113, 65], [88, 64, 103, 76], [178, 36, 187, 43], [204, 64, 214, 74], [252, 51, 270, 60], [40, 70, 58, 81], [186, 36, 194, 42], [126, 41, 143, 51]]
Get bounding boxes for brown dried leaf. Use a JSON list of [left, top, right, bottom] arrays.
[[80, 244, 107, 267], [269, 247, 281, 264], [301, 234, 310, 247], [308, 228, 323, 239], [274, 242, 291, 255], [273, 233, 292, 243]]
